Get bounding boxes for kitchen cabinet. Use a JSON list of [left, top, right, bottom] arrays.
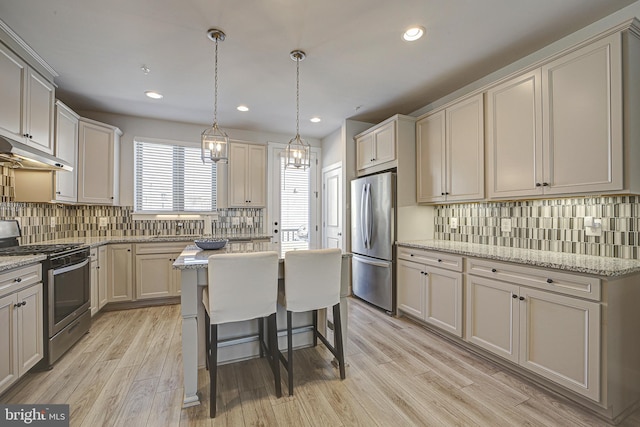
[[0, 264, 43, 396], [89, 246, 107, 315], [487, 33, 624, 198], [228, 142, 266, 207], [90, 247, 98, 316], [397, 247, 463, 337], [0, 43, 54, 155], [77, 118, 122, 205], [416, 93, 484, 203], [465, 259, 601, 401], [134, 242, 188, 299], [107, 244, 133, 302], [53, 101, 79, 203]]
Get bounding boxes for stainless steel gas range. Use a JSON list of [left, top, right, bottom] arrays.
[[0, 220, 90, 369]]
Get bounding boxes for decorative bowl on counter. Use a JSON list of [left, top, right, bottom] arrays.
[[194, 238, 228, 250]]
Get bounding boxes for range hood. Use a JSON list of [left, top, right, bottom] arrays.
[[0, 136, 72, 171]]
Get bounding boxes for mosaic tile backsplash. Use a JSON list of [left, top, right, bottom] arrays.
[[435, 196, 640, 259], [0, 203, 263, 245]]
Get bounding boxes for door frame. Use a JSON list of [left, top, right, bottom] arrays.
[[321, 161, 343, 249]]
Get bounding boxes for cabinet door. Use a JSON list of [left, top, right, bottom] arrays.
[[229, 143, 248, 207], [0, 46, 26, 140], [465, 276, 519, 363], [424, 267, 462, 337], [397, 259, 425, 319], [247, 144, 266, 207], [542, 33, 623, 195], [16, 283, 43, 376], [519, 287, 600, 401], [135, 254, 173, 299], [98, 246, 108, 309], [356, 133, 375, 171], [373, 121, 396, 165], [416, 111, 446, 203], [54, 102, 79, 203], [107, 244, 133, 302], [78, 120, 116, 204], [445, 93, 484, 201], [487, 69, 543, 198], [90, 259, 99, 316], [0, 293, 18, 395], [25, 69, 54, 154]]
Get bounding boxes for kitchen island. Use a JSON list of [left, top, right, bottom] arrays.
[[173, 242, 351, 407]]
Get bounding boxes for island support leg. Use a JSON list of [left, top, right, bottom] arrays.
[[181, 269, 200, 407]]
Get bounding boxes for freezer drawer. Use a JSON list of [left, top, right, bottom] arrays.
[[352, 254, 395, 313]]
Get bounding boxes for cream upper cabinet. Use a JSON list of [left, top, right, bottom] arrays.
[[77, 118, 121, 205], [228, 142, 266, 207], [417, 93, 484, 203], [488, 33, 625, 198], [54, 101, 79, 203], [0, 44, 54, 154], [356, 120, 396, 174]]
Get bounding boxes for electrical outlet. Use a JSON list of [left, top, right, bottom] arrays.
[[99, 217, 108, 227], [50, 217, 56, 227], [585, 217, 602, 237], [449, 217, 458, 229], [232, 217, 240, 226], [501, 218, 512, 233], [246, 217, 254, 227]]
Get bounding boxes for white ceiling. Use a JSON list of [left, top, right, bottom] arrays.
[[0, 0, 636, 139]]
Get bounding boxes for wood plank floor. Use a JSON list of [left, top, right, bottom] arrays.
[[2, 298, 639, 426]]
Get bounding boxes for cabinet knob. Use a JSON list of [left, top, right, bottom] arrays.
[[441, 192, 445, 196], [437, 259, 442, 263], [512, 294, 518, 299], [546, 278, 553, 284], [56, 191, 61, 194], [519, 296, 525, 301], [127, 249, 131, 252], [491, 268, 497, 273], [535, 183, 541, 187], [110, 196, 114, 199], [409, 253, 414, 257], [14, 277, 22, 283], [14, 303, 20, 308], [337, 232, 342, 236], [542, 182, 549, 186], [21, 301, 26, 307]]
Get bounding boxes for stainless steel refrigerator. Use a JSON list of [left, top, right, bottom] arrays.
[[351, 172, 396, 313]]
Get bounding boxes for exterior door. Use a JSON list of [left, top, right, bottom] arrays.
[[322, 163, 342, 249]]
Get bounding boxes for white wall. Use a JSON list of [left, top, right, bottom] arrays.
[[77, 111, 321, 207]]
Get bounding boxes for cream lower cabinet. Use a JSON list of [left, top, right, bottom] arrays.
[[134, 242, 188, 300], [0, 264, 43, 396], [90, 248, 99, 316], [107, 244, 134, 302], [397, 247, 463, 337], [90, 246, 108, 315], [466, 274, 601, 401]]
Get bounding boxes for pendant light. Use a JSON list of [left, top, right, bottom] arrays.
[[284, 50, 311, 170], [201, 28, 229, 164]]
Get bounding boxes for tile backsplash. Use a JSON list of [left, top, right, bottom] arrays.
[[435, 196, 640, 259], [0, 203, 263, 245]]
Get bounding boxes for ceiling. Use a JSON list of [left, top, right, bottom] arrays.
[[0, 0, 636, 140]]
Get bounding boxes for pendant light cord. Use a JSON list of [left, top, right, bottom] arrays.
[[213, 35, 219, 126], [296, 54, 300, 137]]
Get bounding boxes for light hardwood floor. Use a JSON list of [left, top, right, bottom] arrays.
[[2, 298, 639, 426]]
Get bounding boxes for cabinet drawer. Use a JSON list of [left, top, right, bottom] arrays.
[[135, 242, 192, 255], [397, 246, 462, 272], [0, 264, 42, 297], [466, 258, 601, 301]]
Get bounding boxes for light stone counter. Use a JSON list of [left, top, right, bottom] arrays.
[[0, 254, 46, 272], [397, 240, 640, 277]]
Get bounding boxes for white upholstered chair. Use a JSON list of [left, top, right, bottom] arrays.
[[203, 251, 281, 418], [278, 248, 345, 395]]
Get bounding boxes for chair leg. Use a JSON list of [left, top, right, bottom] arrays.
[[333, 303, 346, 380], [205, 310, 210, 371], [209, 324, 218, 418], [287, 310, 294, 396], [258, 317, 265, 358], [268, 313, 282, 397], [312, 309, 318, 347]]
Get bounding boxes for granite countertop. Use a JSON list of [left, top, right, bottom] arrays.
[[0, 234, 272, 272], [397, 240, 640, 277]]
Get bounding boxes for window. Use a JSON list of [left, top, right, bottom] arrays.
[[279, 156, 310, 252], [134, 139, 216, 213]]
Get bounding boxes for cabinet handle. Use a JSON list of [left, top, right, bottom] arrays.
[[491, 268, 497, 273], [535, 183, 541, 187], [519, 296, 525, 301], [512, 294, 518, 299], [445, 192, 450, 195], [542, 182, 549, 186], [14, 277, 22, 283], [14, 303, 20, 308], [21, 301, 26, 307], [546, 278, 553, 284]]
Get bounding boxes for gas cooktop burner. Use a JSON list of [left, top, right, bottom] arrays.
[[0, 243, 84, 256]]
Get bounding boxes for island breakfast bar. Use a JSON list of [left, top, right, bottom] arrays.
[[173, 241, 351, 407]]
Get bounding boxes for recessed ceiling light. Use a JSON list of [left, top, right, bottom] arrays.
[[237, 105, 249, 112], [145, 91, 163, 99], [403, 26, 425, 41], [310, 117, 321, 123]]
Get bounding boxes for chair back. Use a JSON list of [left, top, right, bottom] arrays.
[[284, 248, 342, 312], [207, 251, 279, 324]]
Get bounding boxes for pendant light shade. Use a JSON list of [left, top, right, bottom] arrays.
[[201, 28, 229, 164], [284, 50, 311, 170]]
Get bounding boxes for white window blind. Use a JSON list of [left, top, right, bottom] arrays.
[[280, 156, 310, 252], [134, 139, 217, 213]]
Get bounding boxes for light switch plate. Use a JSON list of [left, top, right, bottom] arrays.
[[585, 218, 602, 237], [501, 218, 512, 233], [449, 217, 458, 229]]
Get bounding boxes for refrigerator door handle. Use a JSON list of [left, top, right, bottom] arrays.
[[360, 184, 368, 248], [366, 182, 373, 248], [353, 255, 389, 268]]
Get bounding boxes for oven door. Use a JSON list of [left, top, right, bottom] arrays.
[[48, 258, 90, 337]]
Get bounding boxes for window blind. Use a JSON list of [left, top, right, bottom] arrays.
[[134, 140, 216, 213], [280, 156, 310, 251]]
